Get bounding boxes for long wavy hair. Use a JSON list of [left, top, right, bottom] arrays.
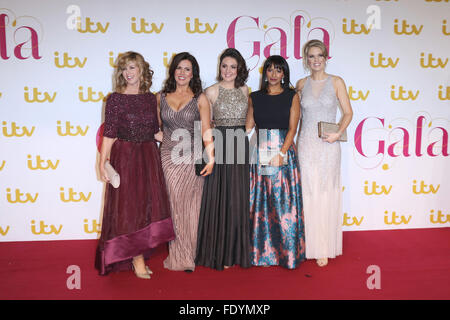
[[161, 52, 203, 98], [113, 51, 153, 93], [260, 55, 292, 93], [217, 48, 249, 88]]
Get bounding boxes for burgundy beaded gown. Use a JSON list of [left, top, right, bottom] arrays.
[[95, 92, 175, 276]]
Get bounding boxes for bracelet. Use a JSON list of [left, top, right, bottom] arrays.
[[279, 151, 287, 158]]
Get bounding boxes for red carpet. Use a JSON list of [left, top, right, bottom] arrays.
[[0, 228, 449, 300]]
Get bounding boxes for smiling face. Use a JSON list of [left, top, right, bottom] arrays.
[[121, 61, 141, 87], [265, 64, 284, 87], [220, 56, 238, 83], [174, 59, 193, 86], [306, 46, 326, 72]]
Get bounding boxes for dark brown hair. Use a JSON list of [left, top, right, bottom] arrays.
[[217, 48, 249, 88], [162, 52, 203, 98]]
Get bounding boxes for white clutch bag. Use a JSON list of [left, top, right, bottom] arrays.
[[259, 150, 287, 166], [105, 160, 120, 188]]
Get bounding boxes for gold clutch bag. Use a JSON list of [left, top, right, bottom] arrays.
[[105, 160, 120, 188], [318, 121, 347, 142]]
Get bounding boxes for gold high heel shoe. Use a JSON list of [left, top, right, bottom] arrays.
[[132, 263, 151, 279]]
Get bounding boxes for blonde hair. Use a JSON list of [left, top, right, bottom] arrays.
[[113, 51, 153, 93], [302, 40, 329, 72]]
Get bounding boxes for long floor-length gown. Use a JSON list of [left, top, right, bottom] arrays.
[[249, 88, 305, 269], [195, 86, 251, 270], [95, 92, 175, 275], [297, 76, 343, 259], [160, 94, 205, 271]]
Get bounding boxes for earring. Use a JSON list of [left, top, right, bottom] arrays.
[[281, 78, 284, 84]]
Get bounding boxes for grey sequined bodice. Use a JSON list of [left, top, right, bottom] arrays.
[[212, 86, 248, 126]]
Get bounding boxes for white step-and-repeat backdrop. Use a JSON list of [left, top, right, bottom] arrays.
[[0, 0, 449, 241]]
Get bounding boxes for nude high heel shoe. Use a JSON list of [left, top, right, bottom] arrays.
[[132, 263, 151, 279], [316, 258, 328, 267]]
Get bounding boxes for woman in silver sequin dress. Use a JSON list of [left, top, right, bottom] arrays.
[[157, 52, 214, 272], [195, 48, 251, 270], [296, 40, 353, 267]]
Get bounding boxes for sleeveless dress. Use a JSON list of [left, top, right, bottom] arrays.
[[160, 93, 205, 271], [249, 89, 305, 269], [95, 92, 175, 276], [195, 86, 251, 270], [296, 76, 343, 259]]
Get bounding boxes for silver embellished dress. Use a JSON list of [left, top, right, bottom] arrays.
[[297, 76, 343, 259], [195, 86, 251, 270]]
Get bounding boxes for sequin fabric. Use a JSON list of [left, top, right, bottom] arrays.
[[103, 92, 159, 142], [296, 76, 343, 259], [213, 86, 247, 126], [159, 94, 205, 271]]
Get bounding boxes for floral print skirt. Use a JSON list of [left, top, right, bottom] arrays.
[[249, 129, 306, 269]]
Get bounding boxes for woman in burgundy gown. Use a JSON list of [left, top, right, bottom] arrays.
[[95, 51, 175, 278]]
